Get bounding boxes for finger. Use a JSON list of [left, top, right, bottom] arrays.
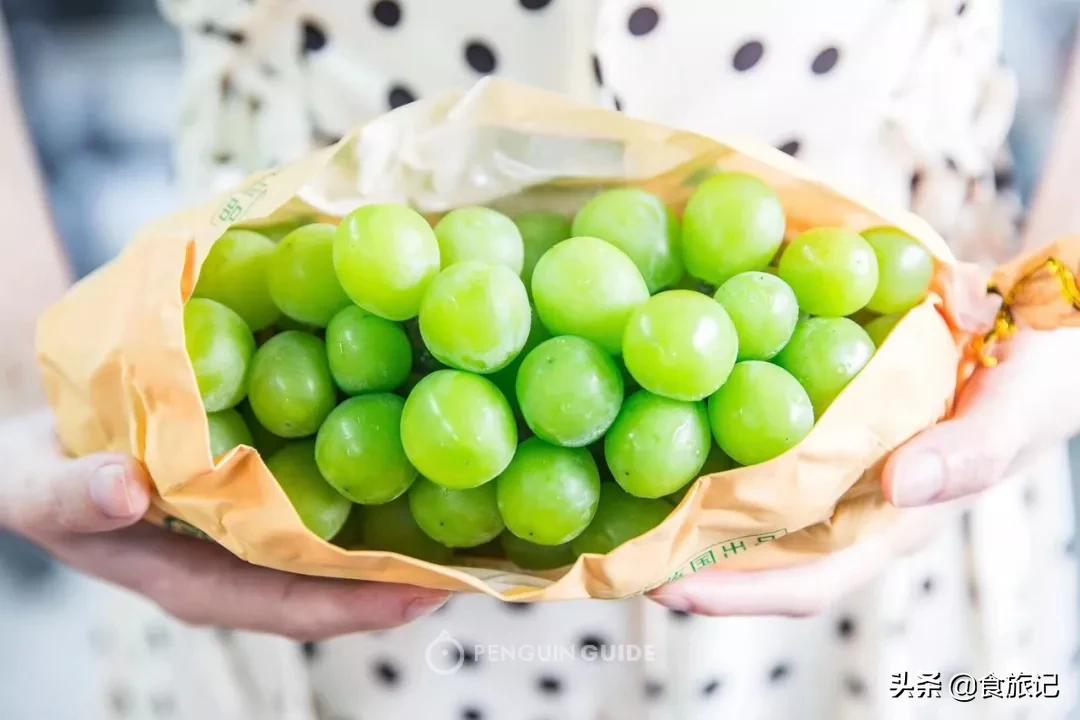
[[649, 535, 893, 617], [48, 524, 448, 640], [882, 334, 1048, 507]]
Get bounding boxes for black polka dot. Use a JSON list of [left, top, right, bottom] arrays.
[[836, 615, 856, 640], [769, 663, 791, 683], [219, 76, 236, 100], [199, 22, 246, 45], [461, 708, 483, 720], [213, 152, 234, 165], [537, 675, 562, 694], [701, 678, 722, 696], [388, 84, 417, 109], [644, 679, 664, 699], [592, 54, 604, 85], [811, 47, 840, 75], [578, 634, 609, 654], [994, 168, 1014, 190], [910, 170, 924, 194], [613, 95, 624, 112], [465, 41, 498, 74], [668, 608, 691, 621], [449, 643, 479, 667], [732, 40, 765, 71], [922, 576, 936, 594], [301, 19, 328, 55], [520, 0, 553, 10], [845, 675, 867, 697], [371, 1, 402, 27], [957, 2, 968, 15], [945, 156, 959, 172], [373, 659, 400, 686], [301, 641, 319, 660], [777, 139, 801, 157], [628, 6, 660, 36]]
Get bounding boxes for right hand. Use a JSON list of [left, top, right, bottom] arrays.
[[0, 410, 449, 641]]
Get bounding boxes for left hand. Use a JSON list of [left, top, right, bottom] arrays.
[[651, 327, 1080, 617]]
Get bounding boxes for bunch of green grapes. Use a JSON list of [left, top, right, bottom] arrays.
[[184, 177, 933, 564]]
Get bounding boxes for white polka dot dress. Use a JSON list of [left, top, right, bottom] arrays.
[[88, 2, 1077, 719]]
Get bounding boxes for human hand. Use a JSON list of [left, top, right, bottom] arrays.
[[0, 410, 449, 640]]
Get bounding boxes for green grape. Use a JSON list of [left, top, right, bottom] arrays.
[[434, 206, 524, 274], [864, 313, 903, 347], [184, 298, 255, 412], [496, 439, 601, 545], [570, 483, 671, 555], [343, 497, 454, 562], [778, 227, 880, 317], [334, 204, 441, 321], [265, 441, 352, 540], [714, 271, 800, 360], [193, 229, 280, 331], [775, 317, 875, 415], [516, 336, 623, 447], [708, 361, 815, 465], [418, 262, 531, 373], [248, 331, 336, 437], [604, 391, 712, 498], [501, 532, 576, 571], [862, 227, 934, 314], [239, 402, 286, 456], [400, 370, 517, 489], [622, 290, 738, 401], [666, 445, 735, 504], [515, 211, 571, 286], [206, 409, 254, 459], [315, 395, 417, 504], [489, 308, 552, 410], [408, 477, 504, 548], [571, 188, 683, 292], [266, 223, 351, 327], [681, 173, 786, 285], [325, 306, 412, 394], [531, 236, 649, 354]]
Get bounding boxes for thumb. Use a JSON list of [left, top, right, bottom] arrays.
[[16, 454, 151, 536], [883, 366, 1027, 508]]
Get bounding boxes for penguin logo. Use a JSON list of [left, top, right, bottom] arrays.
[[425, 630, 465, 675]]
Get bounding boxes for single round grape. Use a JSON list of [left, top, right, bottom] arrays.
[[240, 402, 286, 457], [496, 439, 601, 545], [434, 206, 524, 274], [864, 313, 903, 347], [666, 444, 735, 505], [344, 496, 453, 563], [265, 441, 352, 540], [325, 306, 412, 394], [408, 478, 504, 548], [681, 173, 786, 285], [604, 391, 712, 499], [778, 228, 880, 317], [708, 361, 815, 465], [193, 229, 280, 331], [571, 188, 683, 292], [267, 223, 351, 327], [206, 409, 253, 459], [570, 483, 671, 555], [400, 370, 517, 489], [531, 236, 649, 354], [315, 395, 417, 504], [489, 308, 552, 411], [248, 331, 336, 437], [334, 204, 441, 321], [775, 317, 875, 415], [184, 298, 255, 412], [622, 290, 738, 401], [418, 262, 531, 373], [515, 211, 571, 286], [714, 271, 800, 360], [862, 227, 934, 314], [516, 336, 623, 447], [501, 532, 576, 571]]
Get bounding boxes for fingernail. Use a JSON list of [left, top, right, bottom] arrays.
[[893, 451, 946, 507], [405, 594, 449, 620], [90, 464, 136, 518]]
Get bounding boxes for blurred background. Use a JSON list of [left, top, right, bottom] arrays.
[[1, 0, 1079, 718]]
